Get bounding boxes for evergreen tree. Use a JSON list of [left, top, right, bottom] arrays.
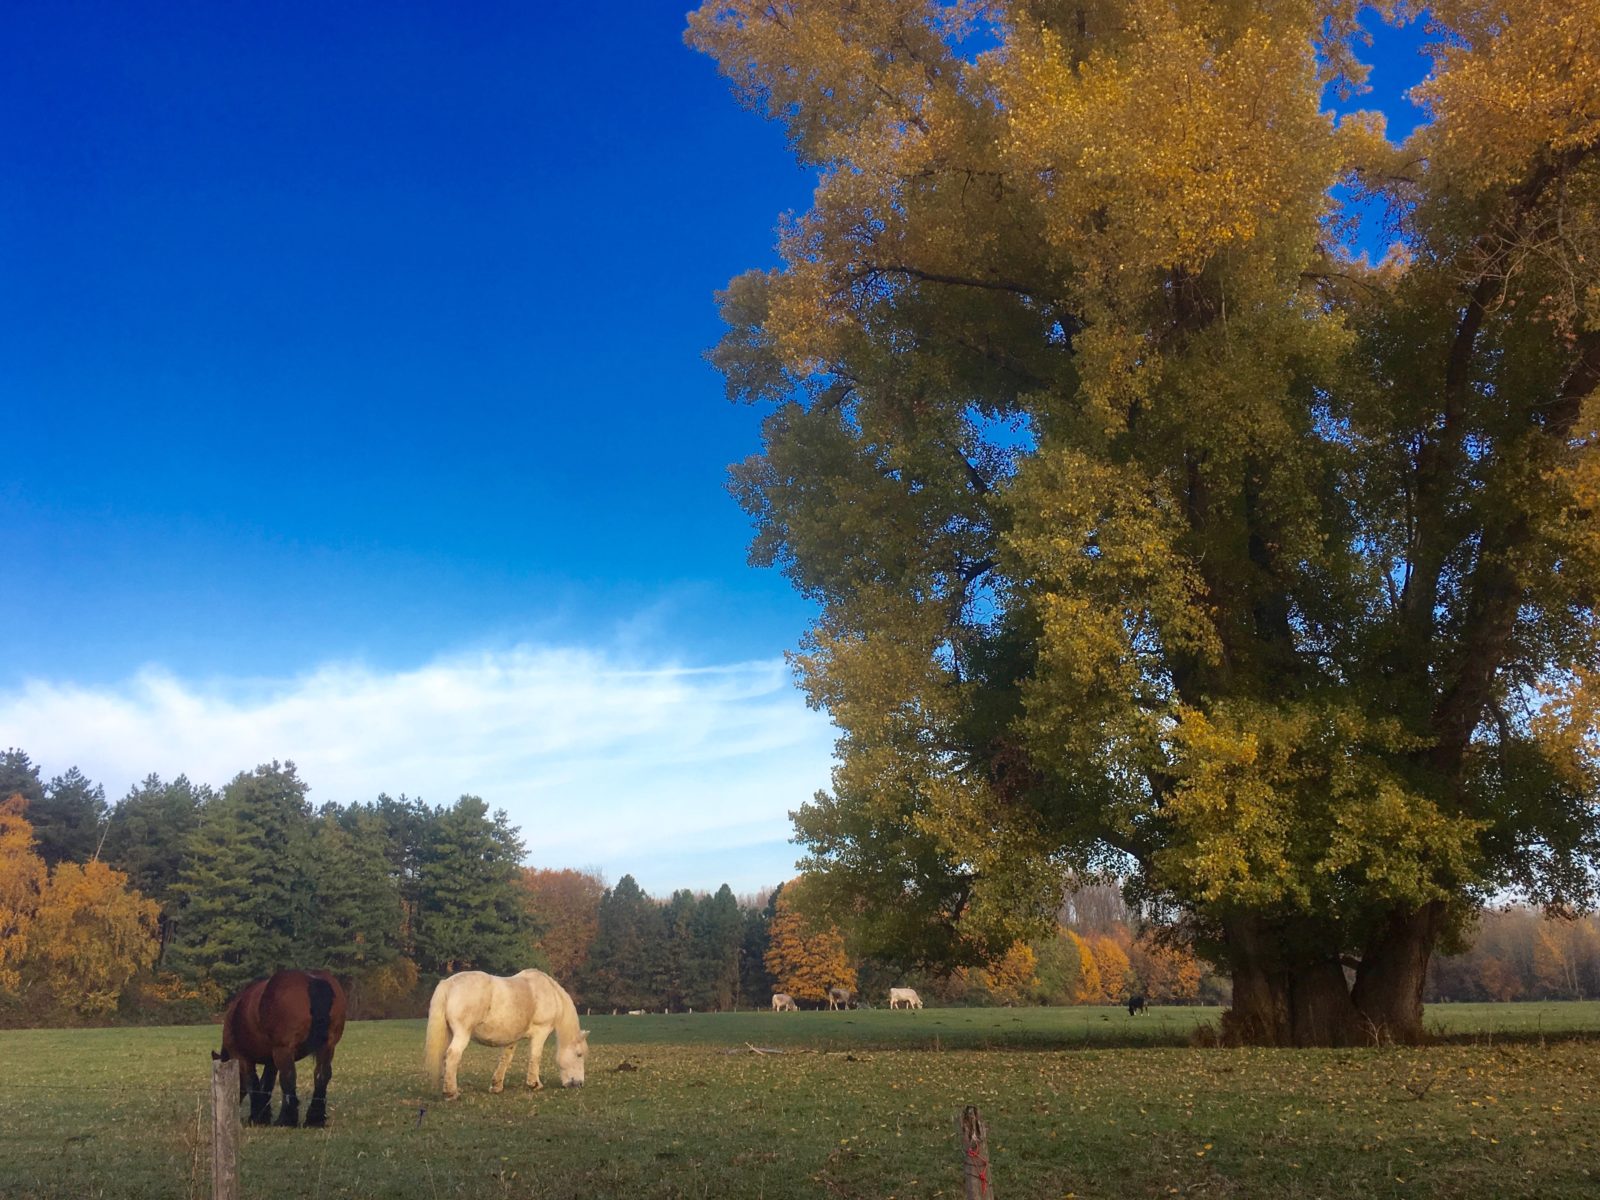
[[102, 774, 208, 963], [582, 874, 665, 1010], [32, 766, 107, 867], [692, 884, 745, 1011], [0, 748, 45, 811], [171, 762, 312, 993], [299, 808, 404, 975], [736, 890, 777, 1010], [662, 889, 699, 1010], [412, 796, 535, 975], [340, 793, 431, 960]]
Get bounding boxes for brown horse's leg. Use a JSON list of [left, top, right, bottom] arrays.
[[273, 1051, 300, 1127], [305, 1045, 334, 1127], [250, 1061, 276, 1125]]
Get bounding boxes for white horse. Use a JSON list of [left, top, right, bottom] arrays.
[[771, 992, 798, 1012], [423, 969, 589, 1099], [888, 987, 923, 1009]]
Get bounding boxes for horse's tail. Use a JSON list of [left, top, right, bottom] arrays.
[[422, 980, 450, 1086], [307, 976, 335, 1050]]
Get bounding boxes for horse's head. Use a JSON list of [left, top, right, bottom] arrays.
[[557, 1029, 589, 1087]]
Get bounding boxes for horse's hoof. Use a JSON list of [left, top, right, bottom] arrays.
[[490, 1084, 503, 1094], [527, 1081, 543, 1091], [443, 1092, 461, 1102]]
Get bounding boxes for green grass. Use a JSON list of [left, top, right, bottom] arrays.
[[3, 1003, 1600, 1199]]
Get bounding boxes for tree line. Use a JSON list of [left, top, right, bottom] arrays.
[[3, 746, 1590, 1026]]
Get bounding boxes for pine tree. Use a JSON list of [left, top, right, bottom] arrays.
[[299, 809, 404, 975], [662, 889, 699, 1010], [412, 796, 535, 975], [737, 897, 776, 1011], [102, 774, 208, 964], [171, 762, 312, 993], [692, 884, 745, 1011], [0, 748, 45, 812], [31, 766, 108, 867], [581, 874, 666, 1010]]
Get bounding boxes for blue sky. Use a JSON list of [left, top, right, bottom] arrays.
[[0, 2, 1432, 894]]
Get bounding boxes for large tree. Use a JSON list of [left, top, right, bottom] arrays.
[[689, 0, 1600, 1044], [32, 767, 108, 867], [411, 796, 537, 976], [581, 874, 667, 1011], [171, 762, 313, 992], [102, 773, 209, 963]]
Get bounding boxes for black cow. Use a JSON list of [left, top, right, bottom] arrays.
[[1127, 994, 1149, 1016]]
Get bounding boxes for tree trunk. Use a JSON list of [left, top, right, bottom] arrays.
[[1220, 915, 1363, 1047], [1352, 901, 1444, 1044]]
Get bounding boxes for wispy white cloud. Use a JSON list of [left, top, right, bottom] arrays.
[[0, 645, 837, 895]]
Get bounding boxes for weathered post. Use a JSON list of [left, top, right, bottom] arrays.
[[958, 1104, 993, 1200], [211, 1058, 240, 1200]]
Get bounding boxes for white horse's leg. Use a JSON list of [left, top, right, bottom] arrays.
[[524, 1027, 552, 1089], [442, 1026, 473, 1099], [490, 1043, 517, 1093]]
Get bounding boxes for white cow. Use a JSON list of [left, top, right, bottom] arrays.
[[771, 992, 798, 1012], [888, 987, 923, 1010]]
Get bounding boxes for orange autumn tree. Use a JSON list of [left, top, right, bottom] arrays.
[[27, 860, 160, 1016], [1089, 936, 1134, 1004], [520, 867, 605, 981], [764, 884, 855, 1003], [976, 940, 1038, 1007], [0, 794, 161, 1016], [0, 796, 46, 995], [1131, 936, 1204, 1004], [1066, 931, 1102, 1005]]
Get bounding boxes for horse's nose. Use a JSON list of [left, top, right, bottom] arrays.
[[564, 1079, 584, 1089]]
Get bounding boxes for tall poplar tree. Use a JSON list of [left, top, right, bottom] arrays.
[[689, 0, 1600, 1044]]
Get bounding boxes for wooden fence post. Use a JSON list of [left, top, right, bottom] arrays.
[[211, 1058, 239, 1200], [958, 1103, 993, 1200]]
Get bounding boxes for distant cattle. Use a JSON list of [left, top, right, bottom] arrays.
[[1127, 994, 1149, 1016], [888, 987, 922, 1010], [771, 993, 798, 1012], [827, 986, 854, 1011]]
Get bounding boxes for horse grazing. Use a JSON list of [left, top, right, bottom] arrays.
[[1127, 994, 1149, 1016], [888, 987, 923, 1009], [771, 992, 798, 1012], [423, 968, 589, 1099], [827, 986, 854, 1011], [213, 969, 346, 1127]]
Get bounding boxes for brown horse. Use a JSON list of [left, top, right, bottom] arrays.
[[213, 969, 347, 1127]]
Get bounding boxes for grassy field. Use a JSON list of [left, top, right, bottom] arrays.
[[3, 1003, 1600, 1199]]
